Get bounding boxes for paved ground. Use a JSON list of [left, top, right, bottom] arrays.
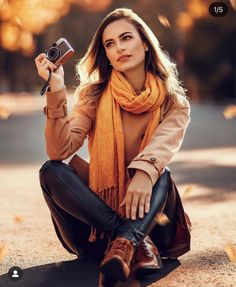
[[0, 94, 236, 286]]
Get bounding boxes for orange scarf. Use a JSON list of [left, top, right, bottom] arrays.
[[88, 69, 166, 241]]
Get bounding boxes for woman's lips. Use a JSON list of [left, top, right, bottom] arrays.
[[117, 55, 131, 62]]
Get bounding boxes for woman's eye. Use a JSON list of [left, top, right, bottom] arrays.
[[105, 42, 113, 48], [105, 36, 131, 48], [123, 36, 131, 41]]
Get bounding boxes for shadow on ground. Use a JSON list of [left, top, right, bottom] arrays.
[[0, 258, 180, 287]]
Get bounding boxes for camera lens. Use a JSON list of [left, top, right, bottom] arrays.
[[47, 47, 60, 62]]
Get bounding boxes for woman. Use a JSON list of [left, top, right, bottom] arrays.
[[35, 8, 191, 283]]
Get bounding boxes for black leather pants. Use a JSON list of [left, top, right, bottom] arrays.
[[39, 160, 177, 259]]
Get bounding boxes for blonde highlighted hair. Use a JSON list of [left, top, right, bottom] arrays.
[[75, 8, 187, 104]]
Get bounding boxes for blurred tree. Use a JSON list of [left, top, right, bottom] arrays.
[[0, 0, 235, 104], [179, 0, 236, 102], [0, 0, 113, 92]]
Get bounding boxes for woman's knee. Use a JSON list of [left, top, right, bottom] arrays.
[[39, 160, 62, 173], [153, 167, 171, 192], [161, 167, 171, 182], [39, 160, 63, 187]]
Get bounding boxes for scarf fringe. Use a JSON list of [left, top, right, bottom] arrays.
[[88, 186, 118, 243], [99, 185, 118, 212]]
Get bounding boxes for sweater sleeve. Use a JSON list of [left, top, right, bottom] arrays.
[[44, 86, 96, 160], [126, 94, 191, 186]]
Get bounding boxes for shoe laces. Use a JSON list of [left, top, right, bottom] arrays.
[[135, 239, 154, 262], [109, 238, 133, 262]]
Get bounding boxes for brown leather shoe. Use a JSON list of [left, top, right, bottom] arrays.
[[132, 235, 163, 275], [99, 237, 135, 282]]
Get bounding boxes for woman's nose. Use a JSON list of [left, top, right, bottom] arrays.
[[116, 42, 126, 52]]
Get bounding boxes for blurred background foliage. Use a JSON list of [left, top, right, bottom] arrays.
[[0, 0, 235, 103]]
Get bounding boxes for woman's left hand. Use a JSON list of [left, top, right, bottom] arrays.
[[120, 170, 152, 220]]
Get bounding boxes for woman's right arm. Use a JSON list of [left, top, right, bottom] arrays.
[[35, 53, 95, 160]]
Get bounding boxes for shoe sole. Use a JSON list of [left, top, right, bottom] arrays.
[[100, 256, 129, 282], [134, 255, 163, 277]]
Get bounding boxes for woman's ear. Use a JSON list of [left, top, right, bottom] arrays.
[[144, 43, 149, 52]]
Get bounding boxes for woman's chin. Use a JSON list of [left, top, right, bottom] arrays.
[[114, 64, 138, 73]]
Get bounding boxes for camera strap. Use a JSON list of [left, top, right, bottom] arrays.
[[40, 70, 52, 96]]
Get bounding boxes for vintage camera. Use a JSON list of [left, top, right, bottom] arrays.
[[46, 38, 74, 67]]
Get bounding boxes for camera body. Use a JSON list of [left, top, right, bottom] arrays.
[[46, 38, 74, 67]]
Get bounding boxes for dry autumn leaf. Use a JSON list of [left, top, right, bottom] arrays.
[[0, 107, 10, 120], [183, 185, 195, 196], [155, 213, 169, 226], [14, 214, 24, 223], [14, 16, 23, 27], [223, 105, 236, 119], [157, 15, 171, 28], [225, 244, 236, 263], [0, 243, 7, 262]]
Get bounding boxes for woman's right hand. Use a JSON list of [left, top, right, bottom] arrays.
[[34, 53, 65, 92]]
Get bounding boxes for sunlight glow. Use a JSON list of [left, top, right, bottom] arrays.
[[0, 0, 112, 55]]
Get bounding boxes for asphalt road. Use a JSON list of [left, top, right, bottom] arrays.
[[0, 103, 236, 163]]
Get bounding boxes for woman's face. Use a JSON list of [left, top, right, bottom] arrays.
[[102, 19, 148, 73]]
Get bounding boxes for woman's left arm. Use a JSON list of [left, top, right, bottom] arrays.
[[127, 94, 191, 186], [122, 95, 191, 220]]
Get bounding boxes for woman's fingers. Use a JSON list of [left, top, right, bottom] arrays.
[[34, 53, 65, 90], [130, 192, 140, 220], [40, 58, 57, 70], [35, 53, 57, 70], [124, 191, 151, 220], [43, 62, 56, 73], [138, 195, 145, 219], [35, 52, 46, 61], [34, 53, 58, 80], [144, 194, 151, 213], [124, 191, 132, 219], [35, 53, 47, 62], [34, 53, 47, 68]]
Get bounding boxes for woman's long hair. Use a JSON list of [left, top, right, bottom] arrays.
[[75, 8, 187, 105]]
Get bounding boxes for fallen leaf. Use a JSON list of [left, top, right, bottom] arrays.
[[0, 107, 10, 120], [157, 15, 171, 28], [223, 105, 236, 119], [0, 243, 7, 262], [14, 16, 23, 27], [225, 244, 236, 263], [14, 214, 24, 223], [155, 213, 169, 226], [183, 185, 195, 195]]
